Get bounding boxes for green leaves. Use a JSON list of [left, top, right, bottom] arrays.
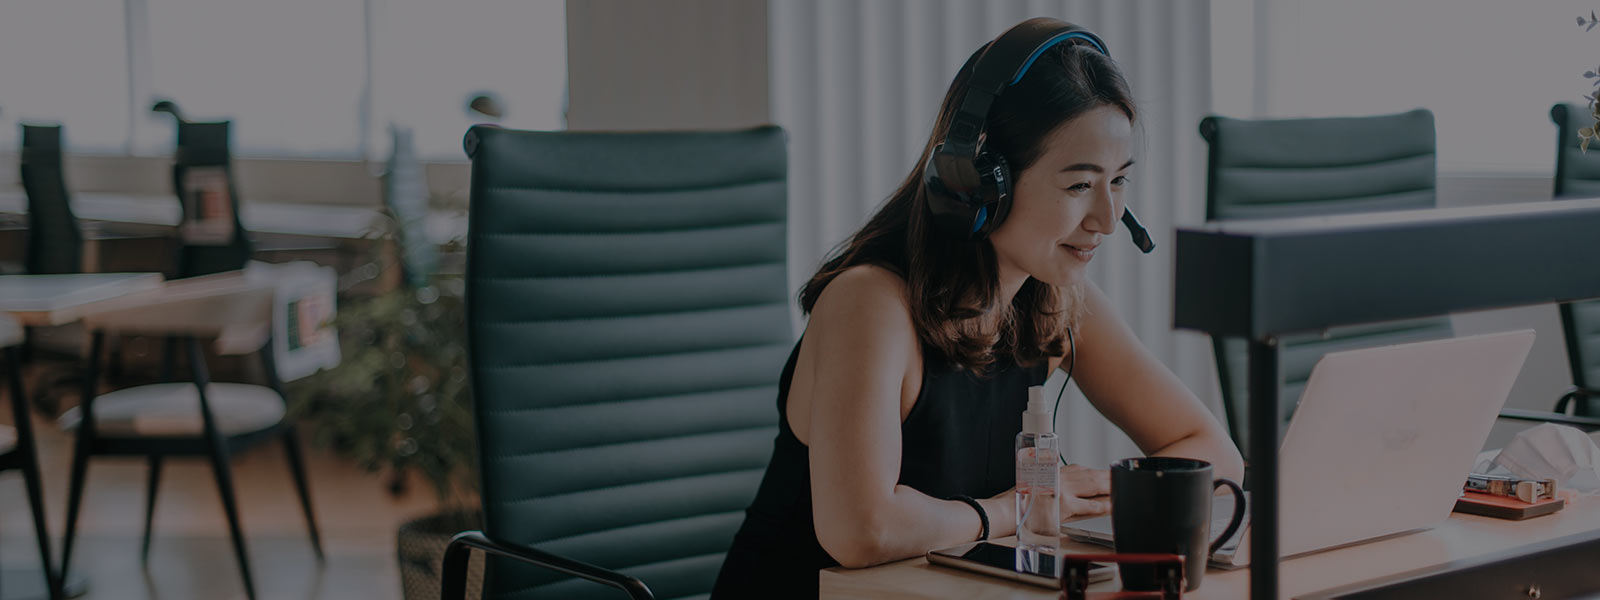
[[1580, 12, 1600, 151], [287, 276, 475, 506]]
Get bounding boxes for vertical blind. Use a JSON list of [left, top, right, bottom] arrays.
[[771, 0, 1222, 466]]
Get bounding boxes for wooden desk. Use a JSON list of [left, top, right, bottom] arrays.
[[0, 273, 165, 326], [820, 495, 1600, 599]]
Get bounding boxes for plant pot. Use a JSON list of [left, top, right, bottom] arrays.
[[398, 509, 484, 600]]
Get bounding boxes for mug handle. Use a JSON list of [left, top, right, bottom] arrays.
[[1208, 478, 1247, 555]]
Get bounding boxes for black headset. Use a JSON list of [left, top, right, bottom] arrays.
[[922, 17, 1155, 254]]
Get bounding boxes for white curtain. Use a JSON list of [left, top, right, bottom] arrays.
[[770, 0, 1223, 467]]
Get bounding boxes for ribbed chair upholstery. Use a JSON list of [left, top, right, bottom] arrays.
[[1199, 109, 1455, 457], [19, 124, 82, 275], [1559, 299, 1600, 417], [1550, 103, 1600, 199], [457, 125, 791, 600], [1548, 103, 1600, 416]]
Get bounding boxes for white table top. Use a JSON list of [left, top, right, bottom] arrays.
[[0, 272, 165, 325], [0, 191, 465, 243]]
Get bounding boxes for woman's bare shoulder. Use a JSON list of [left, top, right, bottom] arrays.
[[808, 264, 918, 355]]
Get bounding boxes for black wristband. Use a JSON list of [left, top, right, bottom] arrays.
[[951, 494, 988, 541]]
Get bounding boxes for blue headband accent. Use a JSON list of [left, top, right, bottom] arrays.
[[1009, 31, 1106, 86], [971, 205, 989, 233]]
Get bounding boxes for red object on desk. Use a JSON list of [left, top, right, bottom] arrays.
[[1452, 490, 1565, 520]]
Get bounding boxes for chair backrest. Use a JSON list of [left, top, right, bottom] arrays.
[[1549, 103, 1600, 199], [172, 121, 252, 278], [1199, 109, 1455, 457], [1200, 108, 1438, 220], [19, 124, 83, 274], [381, 125, 438, 288], [1549, 103, 1600, 414], [463, 125, 791, 599]]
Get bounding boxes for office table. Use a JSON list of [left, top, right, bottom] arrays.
[[0, 276, 150, 598], [820, 494, 1600, 598], [0, 273, 165, 326]]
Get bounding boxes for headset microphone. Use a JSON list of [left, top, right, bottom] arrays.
[[1121, 208, 1155, 254]]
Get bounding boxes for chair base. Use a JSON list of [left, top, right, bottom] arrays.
[[0, 568, 88, 600]]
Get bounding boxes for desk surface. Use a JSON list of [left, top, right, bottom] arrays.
[[0, 272, 165, 326], [820, 495, 1600, 599], [0, 191, 466, 243]]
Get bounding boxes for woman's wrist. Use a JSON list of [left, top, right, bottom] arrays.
[[980, 491, 1017, 538]]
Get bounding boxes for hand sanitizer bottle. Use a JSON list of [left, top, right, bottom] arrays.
[[1016, 385, 1061, 554]]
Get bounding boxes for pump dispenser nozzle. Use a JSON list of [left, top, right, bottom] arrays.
[[1023, 385, 1051, 435]]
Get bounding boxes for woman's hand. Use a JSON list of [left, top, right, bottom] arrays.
[[1060, 464, 1111, 517]]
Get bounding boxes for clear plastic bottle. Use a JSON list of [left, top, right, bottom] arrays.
[[1015, 385, 1061, 554]]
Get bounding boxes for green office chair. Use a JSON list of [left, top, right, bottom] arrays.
[[443, 125, 792, 600], [1546, 103, 1600, 417], [1199, 109, 1457, 457]]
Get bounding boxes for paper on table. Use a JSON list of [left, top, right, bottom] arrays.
[[1476, 424, 1600, 495]]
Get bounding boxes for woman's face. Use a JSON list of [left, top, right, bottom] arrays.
[[988, 104, 1133, 287]]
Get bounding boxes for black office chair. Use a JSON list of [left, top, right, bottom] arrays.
[[1, 316, 62, 600], [20, 124, 82, 274], [147, 119, 260, 383], [57, 268, 328, 600], [1546, 103, 1600, 417], [1199, 109, 1457, 458], [17, 124, 95, 415], [441, 125, 792, 600], [171, 120, 253, 279]]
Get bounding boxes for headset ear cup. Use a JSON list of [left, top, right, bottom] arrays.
[[992, 154, 1013, 230], [925, 143, 990, 238], [971, 204, 989, 234], [971, 152, 1012, 238]]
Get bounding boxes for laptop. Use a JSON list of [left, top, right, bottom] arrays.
[[1063, 329, 1536, 568]]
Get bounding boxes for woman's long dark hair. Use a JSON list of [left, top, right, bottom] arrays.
[[798, 39, 1136, 374]]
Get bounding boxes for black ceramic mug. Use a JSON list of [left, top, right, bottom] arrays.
[[1110, 457, 1246, 592]]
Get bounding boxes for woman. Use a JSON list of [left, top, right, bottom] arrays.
[[712, 18, 1242, 597]]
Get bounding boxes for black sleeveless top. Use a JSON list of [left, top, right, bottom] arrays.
[[711, 337, 1050, 598]]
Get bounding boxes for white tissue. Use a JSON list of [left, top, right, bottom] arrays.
[[1487, 423, 1600, 494]]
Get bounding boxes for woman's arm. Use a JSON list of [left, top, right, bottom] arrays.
[[1068, 281, 1244, 482], [805, 266, 1017, 568]]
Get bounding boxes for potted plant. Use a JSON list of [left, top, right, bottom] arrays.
[[288, 125, 482, 600]]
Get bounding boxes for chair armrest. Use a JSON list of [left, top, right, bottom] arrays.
[[440, 530, 654, 600], [1554, 386, 1600, 415], [1497, 408, 1600, 431]]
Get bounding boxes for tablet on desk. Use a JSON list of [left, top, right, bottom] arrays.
[[927, 541, 1112, 588]]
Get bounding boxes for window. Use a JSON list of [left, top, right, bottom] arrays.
[[0, 0, 566, 160], [0, 0, 130, 153], [142, 0, 367, 157], [371, 0, 567, 160], [1238, 0, 1596, 173]]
